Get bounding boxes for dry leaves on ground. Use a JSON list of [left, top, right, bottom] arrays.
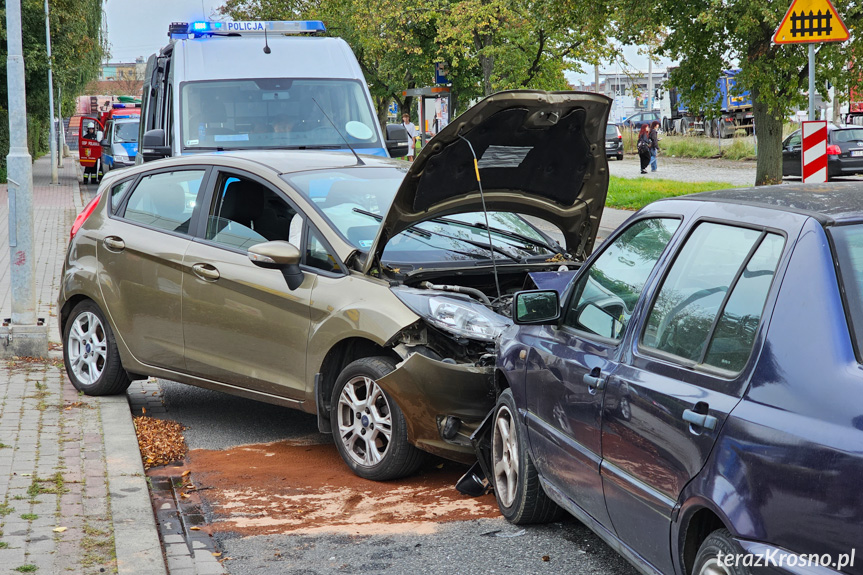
[[133, 416, 187, 469]]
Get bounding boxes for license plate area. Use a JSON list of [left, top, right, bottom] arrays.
[[851, 150, 863, 157]]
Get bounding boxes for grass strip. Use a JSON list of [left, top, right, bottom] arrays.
[[607, 176, 737, 211]]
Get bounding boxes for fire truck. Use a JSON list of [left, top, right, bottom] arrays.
[[77, 99, 141, 184]]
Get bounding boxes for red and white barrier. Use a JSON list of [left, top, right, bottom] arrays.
[[802, 120, 828, 183]]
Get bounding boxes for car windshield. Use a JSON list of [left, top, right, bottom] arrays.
[[181, 79, 382, 151], [606, 125, 618, 137], [282, 167, 559, 264], [113, 122, 138, 143], [832, 129, 863, 143]]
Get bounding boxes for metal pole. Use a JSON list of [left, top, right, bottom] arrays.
[[6, 0, 37, 326], [45, 0, 58, 184], [648, 57, 653, 111], [57, 84, 64, 167], [595, 64, 600, 94], [809, 44, 816, 120]]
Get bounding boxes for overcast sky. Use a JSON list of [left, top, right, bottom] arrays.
[[106, 0, 676, 84], [105, 0, 225, 62]]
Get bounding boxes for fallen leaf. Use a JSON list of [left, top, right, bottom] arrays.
[[542, 555, 550, 562], [190, 526, 201, 531], [180, 492, 190, 499], [132, 416, 187, 469], [181, 470, 191, 477], [53, 527, 67, 533], [141, 407, 146, 415], [212, 552, 222, 557]]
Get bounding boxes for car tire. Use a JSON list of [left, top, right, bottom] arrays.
[[617, 153, 624, 161], [330, 356, 423, 481], [492, 389, 563, 524], [63, 300, 131, 396], [693, 529, 751, 575]]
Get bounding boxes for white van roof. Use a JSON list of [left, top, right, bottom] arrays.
[[175, 36, 362, 82]]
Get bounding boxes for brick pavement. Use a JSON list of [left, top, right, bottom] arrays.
[[0, 156, 164, 574]]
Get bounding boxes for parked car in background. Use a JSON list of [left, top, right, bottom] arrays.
[[59, 90, 612, 481], [783, 124, 863, 179], [621, 110, 661, 131], [485, 184, 863, 575], [605, 123, 623, 161]]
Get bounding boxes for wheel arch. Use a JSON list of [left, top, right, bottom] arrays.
[[675, 498, 733, 575]]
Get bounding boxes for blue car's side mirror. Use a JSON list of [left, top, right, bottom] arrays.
[[514, 290, 560, 325]]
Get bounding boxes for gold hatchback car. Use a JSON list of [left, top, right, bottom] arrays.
[[59, 91, 611, 480]]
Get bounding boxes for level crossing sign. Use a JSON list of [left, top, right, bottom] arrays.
[[773, 0, 849, 43]]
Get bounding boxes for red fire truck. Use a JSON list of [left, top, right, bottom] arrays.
[[77, 100, 141, 184]]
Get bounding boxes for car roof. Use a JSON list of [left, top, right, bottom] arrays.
[[665, 182, 863, 225]]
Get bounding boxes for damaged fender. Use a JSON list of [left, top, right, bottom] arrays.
[[376, 352, 494, 463]]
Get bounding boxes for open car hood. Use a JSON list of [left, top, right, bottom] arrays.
[[363, 90, 612, 274]]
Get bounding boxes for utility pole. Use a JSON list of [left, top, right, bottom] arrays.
[[4, 0, 48, 357], [647, 57, 653, 111], [594, 64, 600, 94], [57, 84, 65, 168], [45, 0, 58, 184]]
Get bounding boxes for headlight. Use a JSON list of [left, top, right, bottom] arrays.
[[114, 154, 129, 162], [392, 287, 510, 342]]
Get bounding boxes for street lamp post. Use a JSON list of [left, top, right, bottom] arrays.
[[45, 0, 58, 184]]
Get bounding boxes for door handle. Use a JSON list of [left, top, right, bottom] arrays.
[[682, 408, 718, 431], [103, 236, 125, 251], [192, 263, 220, 281], [583, 372, 607, 392]]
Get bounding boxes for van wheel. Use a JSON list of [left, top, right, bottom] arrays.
[[492, 389, 563, 524], [63, 300, 131, 395], [693, 529, 750, 575], [330, 357, 423, 481]]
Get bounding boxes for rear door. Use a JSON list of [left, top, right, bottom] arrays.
[[524, 217, 680, 528], [782, 130, 802, 176], [98, 167, 208, 369], [600, 221, 787, 574]]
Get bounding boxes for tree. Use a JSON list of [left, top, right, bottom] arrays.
[[619, 0, 863, 185]]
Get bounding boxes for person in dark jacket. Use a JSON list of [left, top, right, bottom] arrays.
[[637, 124, 651, 174], [649, 120, 661, 172]]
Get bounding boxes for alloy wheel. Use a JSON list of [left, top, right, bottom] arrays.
[[66, 312, 108, 386], [698, 556, 732, 575], [336, 376, 393, 466], [492, 404, 519, 508]]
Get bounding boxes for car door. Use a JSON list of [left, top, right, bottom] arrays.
[[101, 120, 114, 169], [600, 222, 787, 574], [181, 169, 317, 399], [782, 130, 802, 176], [98, 167, 208, 370], [524, 217, 681, 528]]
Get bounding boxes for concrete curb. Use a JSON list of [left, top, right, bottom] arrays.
[[101, 395, 168, 575]]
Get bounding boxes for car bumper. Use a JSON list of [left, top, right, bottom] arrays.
[[829, 156, 863, 177], [376, 352, 494, 463], [735, 539, 856, 575], [111, 159, 135, 169]]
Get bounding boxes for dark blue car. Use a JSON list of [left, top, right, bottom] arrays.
[[489, 185, 863, 575]]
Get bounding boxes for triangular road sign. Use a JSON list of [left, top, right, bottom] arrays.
[[773, 0, 849, 43]]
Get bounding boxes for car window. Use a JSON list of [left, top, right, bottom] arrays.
[[831, 129, 863, 143], [110, 179, 134, 214], [641, 223, 784, 371], [827, 224, 863, 360], [785, 131, 802, 147], [606, 125, 618, 138], [122, 170, 205, 234], [564, 218, 680, 340], [205, 173, 301, 252], [306, 226, 342, 273]]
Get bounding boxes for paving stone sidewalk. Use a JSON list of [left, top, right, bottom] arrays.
[[0, 156, 165, 574]]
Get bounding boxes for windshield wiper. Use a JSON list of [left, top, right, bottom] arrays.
[[434, 217, 564, 254], [351, 208, 519, 262]]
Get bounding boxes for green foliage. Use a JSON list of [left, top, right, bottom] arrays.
[[607, 175, 737, 210]]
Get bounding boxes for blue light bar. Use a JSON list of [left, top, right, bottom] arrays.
[[174, 20, 326, 38]]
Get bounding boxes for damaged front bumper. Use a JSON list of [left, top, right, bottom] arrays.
[[376, 352, 495, 463]]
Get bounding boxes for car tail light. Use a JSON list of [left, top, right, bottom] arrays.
[[827, 144, 842, 156], [70, 193, 101, 240], [618, 135, 623, 142]]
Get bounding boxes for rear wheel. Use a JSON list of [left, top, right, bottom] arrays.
[[693, 529, 751, 575], [492, 389, 563, 524], [330, 357, 423, 481], [63, 300, 131, 395]]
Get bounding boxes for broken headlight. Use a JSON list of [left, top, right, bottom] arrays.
[[393, 288, 510, 342]]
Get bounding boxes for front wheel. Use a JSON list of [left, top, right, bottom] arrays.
[[492, 389, 563, 524], [63, 300, 131, 395], [330, 357, 423, 481], [693, 529, 751, 575]]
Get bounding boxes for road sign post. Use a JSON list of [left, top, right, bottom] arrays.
[[773, 0, 849, 121]]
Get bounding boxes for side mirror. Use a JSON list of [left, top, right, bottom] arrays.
[[577, 303, 624, 340], [514, 290, 560, 325], [248, 241, 304, 290], [96, 131, 104, 142], [100, 139, 110, 147], [385, 124, 409, 157], [140, 129, 170, 162]]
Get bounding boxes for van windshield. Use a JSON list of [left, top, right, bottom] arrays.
[[113, 122, 139, 143], [181, 78, 382, 151]]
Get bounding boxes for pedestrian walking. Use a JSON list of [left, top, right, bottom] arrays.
[[649, 120, 661, 172], [637, 124, 651, 174], [402, 113, 417, 162]]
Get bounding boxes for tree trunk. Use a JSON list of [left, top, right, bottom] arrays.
[[474, 31, 495, 96], [753, 93, 784, 186], [375, 97, 389, 134]]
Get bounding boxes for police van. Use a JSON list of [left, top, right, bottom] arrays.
[[138, 20, 400, 162]]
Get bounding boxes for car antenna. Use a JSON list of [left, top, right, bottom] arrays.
[[311, 98, 365, 166], [263, 28, 271, 54], [457, 132, 501, 302]]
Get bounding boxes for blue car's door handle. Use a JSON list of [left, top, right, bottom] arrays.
[[583, 372, 607, 392], [682, 409, 718, 430]]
